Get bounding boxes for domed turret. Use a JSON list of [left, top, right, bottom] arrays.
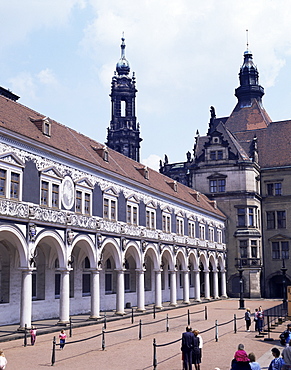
[[235, 50, 264, 108], [116, 37, 130, 76]]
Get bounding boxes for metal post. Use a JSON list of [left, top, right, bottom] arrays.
[[205, 306, 208, 320], [234, 314, 237, 334], [187, 309, 190, 326], [139, 319, 142, 340], [153, 338, 157, 370], [131, 308, 134, 324], [102, 327, 105, 350], [153, 305, 156, 319], [166, 314, 169, 332], [264, 316, 274, 341], [238, 259, 245, 310], [104, 312, 107, 330], [281, 259, 287, 307], [69, 317, 72, 338], [51, 336, 56, 366], [215, 320, 218, 342], [24, 324, 27, 347]]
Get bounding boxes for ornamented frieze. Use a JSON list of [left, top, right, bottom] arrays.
[[0, 200, 29, 218]]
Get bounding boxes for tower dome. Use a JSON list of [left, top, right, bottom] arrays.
[[116, 37, 130, 75]]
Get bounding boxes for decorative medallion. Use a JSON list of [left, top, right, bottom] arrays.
[[61, 176, 74, 210]]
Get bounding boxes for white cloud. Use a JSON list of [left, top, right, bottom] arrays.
[[37, 69, 58, 86], [142, 154, 162, 172], [8, 72, 37, 100]]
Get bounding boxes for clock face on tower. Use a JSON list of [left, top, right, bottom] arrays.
[[61, 176, 74, 210]]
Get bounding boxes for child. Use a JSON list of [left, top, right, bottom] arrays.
[[59, 329, 67, 350], [234, 344, 250, 362], [30, 326, 37, 346]]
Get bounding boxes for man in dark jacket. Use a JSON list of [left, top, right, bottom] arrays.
[[181, 326, 195, 370], [280, 324, 291, 345]]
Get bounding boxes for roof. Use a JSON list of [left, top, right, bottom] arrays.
[[0, 95, 224, 218]]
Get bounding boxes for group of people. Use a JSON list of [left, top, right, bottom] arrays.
[[245, 306, 264, 333], [230, 344, 284, 370], [181, 326, 203, 370]]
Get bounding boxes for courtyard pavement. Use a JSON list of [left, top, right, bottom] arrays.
[[0, 298, 288, 369]]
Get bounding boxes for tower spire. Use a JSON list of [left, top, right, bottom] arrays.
[[234, 47, 264, 108], [106, 36, 142, 162]]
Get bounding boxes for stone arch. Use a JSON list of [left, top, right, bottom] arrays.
[[0, 225, 28, 267], [100, 238, 122, 269], [71, 234, 97, 269], [124, 241, 142, 269], [34, 230, 66, 268]]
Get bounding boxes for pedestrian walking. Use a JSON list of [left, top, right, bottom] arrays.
[[181, 326, 195, 370], [245, 308, 251, 331], [30, 326, 37, 345], [268, 348, 284, 370], [248, 352, 261, 370], [0, 350, 7, 370], [59, 329, 67, 350]]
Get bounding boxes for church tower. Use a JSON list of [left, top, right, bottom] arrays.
[[106, 36, 142, 162]]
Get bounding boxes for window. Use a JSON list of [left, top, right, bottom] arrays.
[[237, 207, 257, 227], [103, 196, 117, 221], [40, 168, 61, 208], [199, 224, 205, 240], [267, 211, 275, 229], [75, 179, 93, 215], [217, 229, 222, 243], [176, 217, 184, 236], [267, 211, 286, 229], [188, 220, 195, 238], [251, 240, 258, 258], [209, 150, 224, 160], [0, 165, 23, 201], [127, 204, 138, 225], [240, 240, 248, 258], [209, 227, 214, 242], [105, 258, 113, 293], [162, 210, 171, 233], [277, 211, 286, 229], [272, 241, 289, 260], [146, 208, 156, 229], [267, 182, 282, 196], [82, 257, 91, 296]]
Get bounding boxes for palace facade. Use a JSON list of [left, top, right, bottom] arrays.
[[0, 40, 226, 327]]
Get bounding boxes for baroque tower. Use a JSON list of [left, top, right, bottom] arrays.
[[106, 37, 142, 162]]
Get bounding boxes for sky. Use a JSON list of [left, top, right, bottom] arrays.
[[1, 1, 291, 171]]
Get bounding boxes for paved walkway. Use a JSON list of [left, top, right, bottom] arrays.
[[0, 299, 288, 369]]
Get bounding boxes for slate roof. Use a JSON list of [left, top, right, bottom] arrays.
[[0, 94, 224, 218]]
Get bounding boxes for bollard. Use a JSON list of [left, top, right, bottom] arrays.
[[187, 309, 190, 326], [139, 319, 142, 340], [51, 336, 56, 366], [215, 320, 218, 342], [205, 306, 208, 320], [153, 305, 156, 319], [24, 324, 27, 347], [166, 314, 169, 332], [69, 317, 72, 338], [104, 312, 107, 330], [264, 316, 274, 341], [153, 338, 157, 370], [131, 308, 134, 324], [102, 327, 105, 350], [234, 314, 237, 334]]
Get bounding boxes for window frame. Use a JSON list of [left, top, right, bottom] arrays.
[[103, 191, 118, 221], [0, 161, 23, 201], [75, 179, 93, 216], [40, 172, 61, 209]]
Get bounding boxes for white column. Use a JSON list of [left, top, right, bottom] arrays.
[[194, 270, 201, 301], [221, 270, 227, 298], [169, 270, 177, 306], [183, 271, 190, 304], [136, 269, 145, 312], [90, 269, 101, 319], [19, 268, 33, 330], [213, 271, 219, 299], [58, 269, 71, 324], [155, 269, 162, 309], [116, 269, 125, 315], [204, 270, 210, 299]]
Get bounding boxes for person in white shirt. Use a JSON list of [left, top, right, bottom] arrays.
[[248, 352, 261, 370], [0, 350, 7, 370]]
